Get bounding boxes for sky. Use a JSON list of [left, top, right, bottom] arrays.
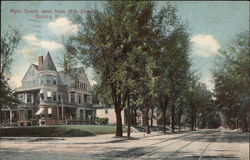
[[1, 1, 249, 91]]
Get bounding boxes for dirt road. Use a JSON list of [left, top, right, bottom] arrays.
[[1, 129, 249, 160]]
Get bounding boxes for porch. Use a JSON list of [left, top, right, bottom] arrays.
[[0, 106, 18, 126], [36, 105, 96, 125]]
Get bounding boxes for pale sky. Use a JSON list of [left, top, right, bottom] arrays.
[[1, 1, 249, 91]]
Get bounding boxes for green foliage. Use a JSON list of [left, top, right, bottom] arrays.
[[97, 117, 109, 125], [30, 118, 39, 126], [0, 125, 121, 137], [0, 27, 21, 107], [213, 31, 250, 130], [63, 2, 193, 134]]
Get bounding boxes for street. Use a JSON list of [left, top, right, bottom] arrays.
[[1, 129, 249, 160]]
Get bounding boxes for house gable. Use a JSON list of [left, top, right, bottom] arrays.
[[59, 67, 92, 91], [21, 64, 39, 87]]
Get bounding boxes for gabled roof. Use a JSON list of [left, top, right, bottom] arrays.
[[58, 67, 91, 90], [21, 63, 39, 82], [39, 52, 57, 71]]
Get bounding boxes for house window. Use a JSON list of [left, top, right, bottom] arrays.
[[19, 94, 24, 100], [27, 94, 32, 103], [70, 92, 75, 102], [29, 71, 34, 76], [80, 110, 84, 119], [84, 83, 88, 91], [53, 78, 57, 85], [84, 94, 87, 103], [58, 93, 61, 102], [20, 110, 25, 115], [48, 108, 52, 118], [40, 93, 44, 100], [28, 110, 32, 119], [53, 92, 57, 101], [75, 80, 79, 88], [41, 76, 45, 85], [78, 94, 81, 104], [47, 91, 52, 100], [46, 78, 51, 85]]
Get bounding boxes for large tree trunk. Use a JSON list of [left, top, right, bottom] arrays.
[[142, 108, 150, 134], [115, 107, 123, 137], [127, 90, 131, 137], [162, 108, 166, 133], [160, 95, 169, 134], [191, 109, 194, 131], [124, 110, 128, 125], [171, 105, 175, 133], [150, 107, 154, 127], [132, 108, 137, 125], [194, 110, 197, 130], [178, 113, 181, 132]]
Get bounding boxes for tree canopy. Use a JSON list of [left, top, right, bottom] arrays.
[[213, 31, 250, 131]]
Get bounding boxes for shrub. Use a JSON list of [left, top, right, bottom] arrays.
[[30, 118, 38, 126], [97, 117, 109, 125]]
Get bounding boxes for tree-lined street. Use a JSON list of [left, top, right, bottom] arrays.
[[1, 1, 249, 160], [1, 129, 249, 160]]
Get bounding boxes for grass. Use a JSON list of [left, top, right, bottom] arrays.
[[0, 125, 127, 137]]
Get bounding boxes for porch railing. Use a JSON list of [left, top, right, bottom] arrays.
[[58, 117, 95, 125], [1, 119, 10, 126]]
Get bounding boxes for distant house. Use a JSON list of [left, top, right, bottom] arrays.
[[95, 106, 125, 125], [95, 104, 158, 126], [1, 52, 95, 126]]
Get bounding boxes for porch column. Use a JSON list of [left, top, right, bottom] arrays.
[[83, 109, 86, 121], [10, 110, 12, 124], [62, 106, 64, 119], [75, 92, 77, 103], [57, 106, 59, 121]]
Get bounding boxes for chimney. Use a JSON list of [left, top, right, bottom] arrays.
[[38, 56, 43, 70]]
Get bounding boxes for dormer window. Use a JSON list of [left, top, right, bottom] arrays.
[[75, 80, 79, 88], [70, 92, 75, 102], [29, 71, 34, 76], [80, 82, 84, 89], [84, 83, 87, 91]]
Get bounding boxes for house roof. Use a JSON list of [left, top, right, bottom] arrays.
[[32, 64, 38, 70], [39, 52, 57, 71], [58, 67, 91, 90]]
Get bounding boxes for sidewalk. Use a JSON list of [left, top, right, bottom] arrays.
[[0, 131, 167, 144]]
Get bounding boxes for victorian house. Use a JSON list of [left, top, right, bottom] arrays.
[[1, 52, 95, 126]]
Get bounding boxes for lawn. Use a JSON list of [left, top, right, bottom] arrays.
[[0, 125, 127, 137]]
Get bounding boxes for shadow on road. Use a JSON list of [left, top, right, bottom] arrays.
[[181, 130, 248, 143]]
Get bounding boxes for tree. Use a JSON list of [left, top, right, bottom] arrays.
[[151, 10, 191, 133], [0, 27, 21, 106], [213, 31, 250, 131], [63, 2, 192, 136], [64, 1, 157, 136]]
